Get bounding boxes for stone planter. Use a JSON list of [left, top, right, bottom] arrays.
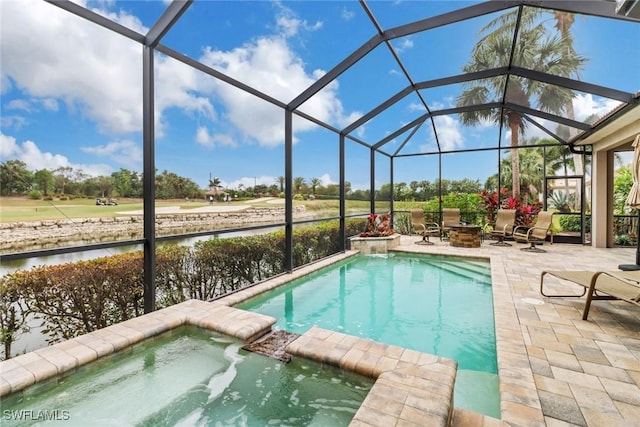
[[348, 233, 401, 254]]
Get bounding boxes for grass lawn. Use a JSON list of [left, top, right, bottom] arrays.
[[1, 197, 137, 222], [0, 197, 372, 223]]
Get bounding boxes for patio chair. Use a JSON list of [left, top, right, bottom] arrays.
[[441, 208, 460, 240], [486, 209, 516, 246], [411, 209, 441, 245], [513, 211, 554, 253], [540, 270, 640, 320]]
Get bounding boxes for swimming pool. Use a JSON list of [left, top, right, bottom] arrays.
[[1, 326, 373, 426], [237, 252, 500, 417]]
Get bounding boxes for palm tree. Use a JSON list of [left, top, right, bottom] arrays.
[[208, 177, 222, 196], [293, 177, 306, 194], [276, 176, 285, 192], [518, 149, 544, 199], [552, 10, 584, 176], [490, 148, 544, 201], [309, 177, 321, 196], [538, 137, 574, 198], [345, 180, 352, 197], [457, 7, 586, 199]]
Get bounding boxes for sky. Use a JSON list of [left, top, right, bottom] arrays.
[[1, 0, 639, 192]]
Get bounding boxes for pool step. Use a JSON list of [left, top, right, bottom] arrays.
[[440, 260, 491, 283], [421, 258, 491, 285]]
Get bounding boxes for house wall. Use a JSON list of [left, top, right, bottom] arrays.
[[591, 149, 610, 247], [587, 107, 640, 249]]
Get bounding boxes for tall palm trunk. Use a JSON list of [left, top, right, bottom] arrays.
[[509, 117, 521, 200], [554, 11, 583, 177]]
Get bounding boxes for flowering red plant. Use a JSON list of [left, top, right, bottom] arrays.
[[480, 188, 541, 227], [360, 212, 395, 237], [480, 188, 507, 223]]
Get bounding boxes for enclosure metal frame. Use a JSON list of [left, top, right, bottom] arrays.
[[3, 0, 637, 313]]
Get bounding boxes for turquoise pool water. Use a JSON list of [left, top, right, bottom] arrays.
[[238, 252, 500, 418], [2, 326, 372, 426]]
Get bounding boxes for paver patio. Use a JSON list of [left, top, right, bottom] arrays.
[[0, 236, 637, 426], [393, 235, 640, 427]]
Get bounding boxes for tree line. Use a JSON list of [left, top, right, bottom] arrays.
[[0, 160, 488, 202], [0, 162, 206, 200]]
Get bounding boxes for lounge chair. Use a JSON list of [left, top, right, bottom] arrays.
[[411, 209, 441, 245], [441, 208, 460, 240], [486, 209, 516, 246], [513, 211, 554, 252], [540, 270, 640, 320]]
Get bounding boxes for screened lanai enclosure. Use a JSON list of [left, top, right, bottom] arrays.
[[1, 1, 639, 313]]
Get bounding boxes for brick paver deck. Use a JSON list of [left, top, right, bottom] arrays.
[[393, 235, 639, 427], [1, 236, 637, 426]]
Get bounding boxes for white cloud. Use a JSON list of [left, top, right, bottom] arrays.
[[196, 126, 214, 147], [195, 127, 236, 148], [0, 0, 214, 138], [519, 118, 551, 141], [200, 35, 360, 147], [0, 115, 28, 131], [155, 56, 217, 137], [1, 1, 143, 134], [407, 102, 425, 112], [394, 38, 414, 53], [0, 133, 19, 158], [341, 8, 355, 21], [5, 99, 32, 112], [274, 1, 323, 37], [318, 173, 335, 186], [0, 74, 12, 94], [572, 94, 621, 123], [81, 140, 142, 170], [430, 100, 446, 110], [222, 173, 335, 191], [432, 115, 463, 151], [40, 98, 59, 111], [276, 15, 322, 37], [1, 0, 359, 155], [5, 97, 58, 113], [222, 175, 278, 190], [1, 133, 112, 176]]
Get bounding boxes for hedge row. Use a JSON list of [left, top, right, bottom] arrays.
[[0, 219, 367, 359]]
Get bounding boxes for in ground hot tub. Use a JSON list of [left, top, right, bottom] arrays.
[[1, 325, 373, 426]]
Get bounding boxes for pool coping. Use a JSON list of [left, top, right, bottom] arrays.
[[222, 247, 533, 425], [0, 249, 522, 426], [0, 301, 276, 397], [390, 246, 542, 426]]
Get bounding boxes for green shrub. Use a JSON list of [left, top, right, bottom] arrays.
[[393, 212, 413, 235], [293, 193, 304, 200], [0, 219, 367, 358], [558, 214, 591, 232], [27, 190, 42, 200], [614, 234, 634, 246]]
